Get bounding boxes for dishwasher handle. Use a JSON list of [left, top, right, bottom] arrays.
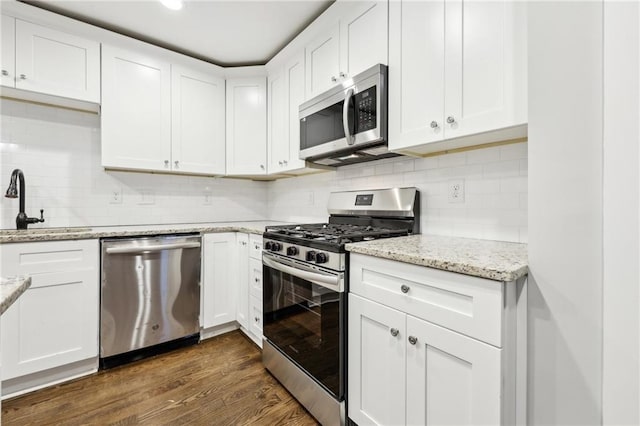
[[105, 241, 201, 255]]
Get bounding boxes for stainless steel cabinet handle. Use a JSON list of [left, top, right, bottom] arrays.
[[331, 76, 337, 82], [408, 336, 418, 345], [430, 121, 439, 129], [19, 74, 26, 80], [105, 241, 201, 254], [339, 72, 346, 78], [1, 70, 8, 76], [390, 328, 399, 337], [446, 116, 456, 124], [401, 284, 410, 293]]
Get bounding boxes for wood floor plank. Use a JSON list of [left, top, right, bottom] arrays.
[[2, 331, 319, 426]]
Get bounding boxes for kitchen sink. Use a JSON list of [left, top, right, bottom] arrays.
[[0, 227, 92, 235]]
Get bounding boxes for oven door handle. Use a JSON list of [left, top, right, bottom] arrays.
[[263, 255, 342, 292]]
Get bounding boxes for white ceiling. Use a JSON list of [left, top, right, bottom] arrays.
[[23, 0, 334, 66]]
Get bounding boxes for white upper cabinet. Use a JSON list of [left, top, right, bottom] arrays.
[[226, 77, 267, 175], [389, 0, 527, 155], [267, 52, 307, 174], [339, 1, 388, 80], [1, 15, 15, 87], [171, 65, 226, 175], [1, 16, 100, 103], [101, 44, 172, 172], [102, 44, 226, 175], [305, 23, 341, 99], [305, 1, 388, 100]]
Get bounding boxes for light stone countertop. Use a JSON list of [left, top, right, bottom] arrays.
[[0, 221, 288, 244], [345, 234, 528, 282], [0, 276, 31, 316]]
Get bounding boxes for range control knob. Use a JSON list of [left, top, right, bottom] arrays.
[[271, 242, 282, 252], [315, 252, 328, 264], [264, 241, 273, 250], [306, 251, 317, 262], [287, 246, 299, 256]]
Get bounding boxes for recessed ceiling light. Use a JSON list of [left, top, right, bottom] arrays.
[[160, 0, 183, 11]]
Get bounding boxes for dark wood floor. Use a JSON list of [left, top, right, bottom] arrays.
[[2, 331, 319, 426]]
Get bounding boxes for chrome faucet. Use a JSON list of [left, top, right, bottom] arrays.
[[4, 169, 45, 229]]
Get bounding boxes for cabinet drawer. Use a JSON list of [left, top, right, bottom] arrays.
[[0, 239, 98, 275], [249, 258, 263, 299], [249, 295, 263, 344], [350, 253, 505, 347], [249, 234, 263, 260]]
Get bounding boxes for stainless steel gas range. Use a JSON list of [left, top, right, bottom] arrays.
[[262, 187, 420, 425]]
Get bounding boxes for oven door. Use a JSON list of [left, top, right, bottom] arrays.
[[262, 252, 345, 400]]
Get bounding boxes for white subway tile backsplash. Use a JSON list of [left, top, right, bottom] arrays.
[[1, 99, 528, 243]]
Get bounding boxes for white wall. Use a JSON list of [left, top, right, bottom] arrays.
[[602, 2, 640, 424], [268, 143, 528, 243], [528, 2, 603, 424], [0, 99, 268, 228]]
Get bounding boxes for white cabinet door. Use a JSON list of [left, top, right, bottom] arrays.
[[443, 0, 527, 140], [267, 67, 287, 173], [101, 44, 171, 172], [389, 0, 445, 150], [226, 77, 267, 175], [305, 23, 340, 99], [202, 233, 238, 329], [0, 240, 99, 382], [236, 233, 249, 328], [171, 65, 225, 175], [284, 52, 307, 171], [406, 315, 502, 425], [14, 19, 100, 102], [340, 1, 388, 80], [348, 294, 406, 426], [1, 15, 15, 87]]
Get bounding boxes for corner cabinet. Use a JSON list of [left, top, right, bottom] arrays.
[[348, 253, 526, 425], [305, 1, 388, 100], [225, 77, 268, 176], [388, 0, 527, 155], [101, 44, 226, 175], [0, 240, 99, 397], [1, 15, 100, 103]]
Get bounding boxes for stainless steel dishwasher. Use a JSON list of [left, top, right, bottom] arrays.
[[100, 234, 201, 368]]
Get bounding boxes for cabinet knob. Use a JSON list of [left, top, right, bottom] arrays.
[[174, 160, 179, 168], [430, 121, 439, 129], [1, 70, 8, 76], [400, 284, 410, 294], [339, 72, 347, 78], [164, 160, 169, 167], [278, 161, 283, 166], [254, 277, 259, 283], [408, 336, 418, 345], [331, 76, 337, 82], [19, 74, 26, 80], [255, 317, 260, 322], [283, 160, 288, 165], [260, 164, 265, 170], [446, 116, 456, 124], [390, 328, 399, 337]]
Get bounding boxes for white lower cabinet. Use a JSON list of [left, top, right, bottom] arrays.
[[202, 232, 263, 347], [202, 233, 238, 329], [348, 253, 524, 425], [0, 240, 99, 396]]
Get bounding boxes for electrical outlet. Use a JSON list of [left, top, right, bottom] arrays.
[[203, 187, 212, 206], [448, 179, 465, 203], [109, 188, 122, 204], [138, 189, 155, 205]]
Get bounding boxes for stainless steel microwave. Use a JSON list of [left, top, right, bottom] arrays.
[[299, 64, 397, 167]]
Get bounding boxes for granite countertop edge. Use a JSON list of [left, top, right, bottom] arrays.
[[0, 221, 286, 244], [345, 234, 529, 282], [0, 275, 31, 316]]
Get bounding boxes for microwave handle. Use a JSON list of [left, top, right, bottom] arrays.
[[343, 88, 355, 146]]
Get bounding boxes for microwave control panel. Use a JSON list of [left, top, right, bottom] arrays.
[[355, 86, 377, 134]]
